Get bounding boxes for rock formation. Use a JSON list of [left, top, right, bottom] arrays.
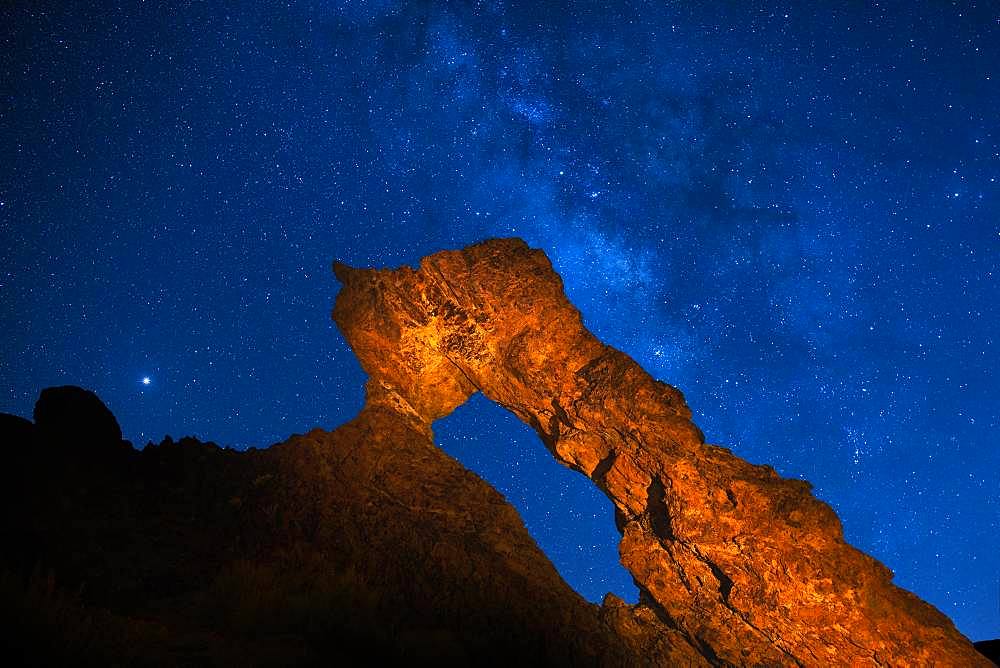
[[1, 238, 990, 666], [333, 237, 988, 667]]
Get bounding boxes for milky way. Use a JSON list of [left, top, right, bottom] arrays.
[[1, 1, 997, 640]]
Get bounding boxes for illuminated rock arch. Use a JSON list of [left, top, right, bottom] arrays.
[[333, 238, 983, 667]]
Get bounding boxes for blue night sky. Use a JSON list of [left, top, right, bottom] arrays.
[[2, 1, 997, 642]]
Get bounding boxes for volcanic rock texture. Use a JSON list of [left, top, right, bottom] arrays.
[[333, 238, 988, 667]]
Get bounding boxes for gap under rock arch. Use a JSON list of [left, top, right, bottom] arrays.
[[434, 392, 638, 606]]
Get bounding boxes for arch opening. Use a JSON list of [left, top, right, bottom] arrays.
[[434, 392, 638, 605]]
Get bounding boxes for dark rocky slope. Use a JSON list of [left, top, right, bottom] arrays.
[[1, 387, 653, 666]]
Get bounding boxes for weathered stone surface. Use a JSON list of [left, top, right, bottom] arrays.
[[333, 237, 987, 667]]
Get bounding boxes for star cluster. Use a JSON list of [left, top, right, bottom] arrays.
[[1, 1, 997, 640]]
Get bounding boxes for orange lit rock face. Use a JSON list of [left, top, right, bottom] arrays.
[[334, 238, 987, 667]]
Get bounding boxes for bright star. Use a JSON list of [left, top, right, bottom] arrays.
[[142, 376, 151, 386]]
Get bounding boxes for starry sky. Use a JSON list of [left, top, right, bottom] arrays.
[[2, 0, 998, 641]]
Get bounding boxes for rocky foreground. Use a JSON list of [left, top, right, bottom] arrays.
[[1, 238, 992, 666]]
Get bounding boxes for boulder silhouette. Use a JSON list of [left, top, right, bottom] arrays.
[[33, 385, 123, 448]]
